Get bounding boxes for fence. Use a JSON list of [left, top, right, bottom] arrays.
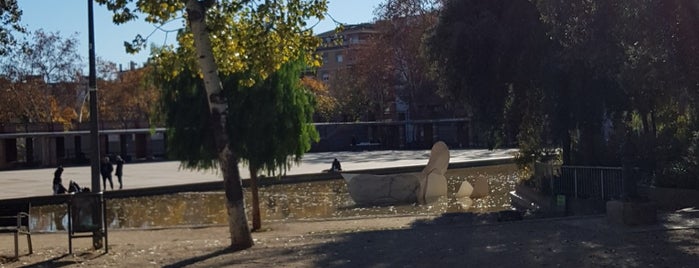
[[534, 163, 625, 200]]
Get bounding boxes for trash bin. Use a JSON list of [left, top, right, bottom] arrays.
[[67, 192, 108, 254]]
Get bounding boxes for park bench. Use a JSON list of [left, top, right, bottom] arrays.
[[67, 192, 108, 254], [0, 202, 33, 258]]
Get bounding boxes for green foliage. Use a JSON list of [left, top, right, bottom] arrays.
[[155, 67, 218, 170], [98, 0, 326, 80], [154, 58, 319, 173], [225, 58, 319, 176], [123, 0, 327, 171], [654, 131, 699, 190], [425, 0, 552, 147], [428, 0, 699, 189]]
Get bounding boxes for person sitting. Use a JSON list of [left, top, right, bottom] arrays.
[[331, 158, 342, 172], [52, 166, 68, 194], [68, 180, 82, 193]]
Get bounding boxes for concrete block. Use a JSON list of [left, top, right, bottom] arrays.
[[606, 200, 658, 226]]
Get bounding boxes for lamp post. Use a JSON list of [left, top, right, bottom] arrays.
[[88, 0, 100, 193], [88, 0, 104, 250]]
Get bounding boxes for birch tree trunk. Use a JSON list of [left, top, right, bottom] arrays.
[[185, 0, 253, 250]]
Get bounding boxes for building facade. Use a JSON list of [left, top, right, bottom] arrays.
[[315, 23, 377, 83]]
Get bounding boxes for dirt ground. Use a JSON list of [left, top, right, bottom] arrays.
[[1, 211, 698, 268]]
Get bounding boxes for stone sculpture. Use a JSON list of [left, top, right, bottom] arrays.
[[454, 177, 488, 210], [342, 141, 451, 205]]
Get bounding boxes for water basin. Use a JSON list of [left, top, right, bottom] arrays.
[[31, 164, 520, 232]]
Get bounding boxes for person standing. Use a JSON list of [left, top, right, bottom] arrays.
[[115, 155, 125, 189], [100, 156, 114, 190]]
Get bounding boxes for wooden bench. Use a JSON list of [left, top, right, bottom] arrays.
[[0, 202, 33, 258]]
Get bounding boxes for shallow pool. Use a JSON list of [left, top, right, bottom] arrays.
[[31, 164, 521, 232]]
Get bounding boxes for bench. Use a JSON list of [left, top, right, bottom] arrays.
[[0, 202, 33, 258]]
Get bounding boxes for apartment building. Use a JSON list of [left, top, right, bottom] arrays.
[[315, 23, 377, 82]]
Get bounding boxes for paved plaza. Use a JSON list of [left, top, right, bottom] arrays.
[[0, 148, 517, 200]]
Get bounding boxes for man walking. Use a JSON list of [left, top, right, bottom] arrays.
[[100, 156, 114, 190]]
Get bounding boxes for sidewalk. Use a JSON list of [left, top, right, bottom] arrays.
[[0, 148, 518, 200]]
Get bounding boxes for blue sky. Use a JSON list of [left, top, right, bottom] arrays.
[[16, 0, 380, 70]]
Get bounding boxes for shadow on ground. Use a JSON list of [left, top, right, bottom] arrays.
[[205, 212, 696, 267], [149, 210, 699, 267], [310, 214, 697, 267], [19, 253, 104, 268], [162, 248, 235, 268]]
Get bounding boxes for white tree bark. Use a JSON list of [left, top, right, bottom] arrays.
[[185, 0, 253, 250]]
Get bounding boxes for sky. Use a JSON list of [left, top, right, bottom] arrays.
[[16, 0, 381, 71]]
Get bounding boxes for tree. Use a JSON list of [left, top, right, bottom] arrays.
[[98, 63, 161, 128], [226, 59, 319, 231], [0, 29, 82, 131], [300, 76, 337, 122], [0, 78, 51, 129], [425, 0, 553, 149], [327, 0, 443, 122], [1, 29, 83, 83], [0, 0, 24, 56], [373, 0, 441, 121], [329, 36, 393, 121], [327, 68, 372, 121], [530, 0, 699, 169], [99, 0, 327, 250]]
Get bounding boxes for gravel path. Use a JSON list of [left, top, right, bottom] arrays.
[[1, 210, 697, 267]]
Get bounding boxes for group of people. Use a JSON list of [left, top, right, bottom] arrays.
[[52, 165, 90, 194], [101, 155, 125, 190], [52, 155, 125, 195]]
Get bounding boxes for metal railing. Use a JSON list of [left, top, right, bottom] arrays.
[[534, 163, 624, 200]]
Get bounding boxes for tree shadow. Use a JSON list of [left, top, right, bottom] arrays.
[[301, 212, 698, 267], [162, 247, 235, 268]]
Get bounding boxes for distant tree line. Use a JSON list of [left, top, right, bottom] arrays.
[[0, 29, 160, 131]]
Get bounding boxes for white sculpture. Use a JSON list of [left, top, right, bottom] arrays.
[[342, 141, 451, 205], [469, 177, 490, 199]]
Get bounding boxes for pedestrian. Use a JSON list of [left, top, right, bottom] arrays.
[[100, 156, 114, 190], [52, 165, 67, 194], [115, 155, 125, 189]]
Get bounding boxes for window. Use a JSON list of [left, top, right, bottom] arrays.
[[322, 73, 330, 82], [336, 54, 343, 63]]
